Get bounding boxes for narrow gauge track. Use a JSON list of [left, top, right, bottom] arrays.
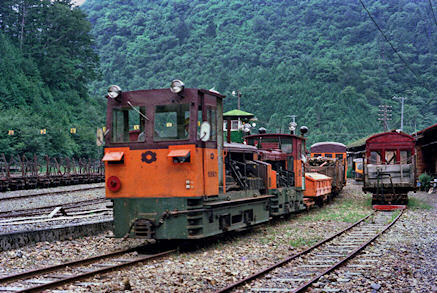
[[0, 185, 103, 202], [0, 198, 108, 219], [0, 246, 175, 292], [217, 210, 403, 293]]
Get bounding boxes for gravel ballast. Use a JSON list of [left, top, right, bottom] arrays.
[[0, 183, 435, 292]]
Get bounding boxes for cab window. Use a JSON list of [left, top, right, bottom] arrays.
[[280, 137, 293, 153], [112, 106, 146, 143], [369, 151, 382, 164], [154, 104, 190, 141], [385, 150, 397, 164], [400, 150, 411, 164], [207, 107, 217, 141]]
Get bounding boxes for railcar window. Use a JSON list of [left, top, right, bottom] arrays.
[[154, 104, 190, 141], [335, 154, 344, 159], [400, 150, 412, 164], [112, 106, 146, 143], [313, 153, 322, 157], [385, 150, 397, 165], [369, 151, 382, 164], [325, 154, 333, 158]]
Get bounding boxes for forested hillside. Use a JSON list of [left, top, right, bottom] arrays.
[[83, 0, 437, 145], [0, 0, 102, 157], [1, 0, 436, 156]]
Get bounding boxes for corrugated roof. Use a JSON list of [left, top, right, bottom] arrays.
[[412, 123, 437, 136], [347, 134, 375, 149], [223, 109, 255, 117]]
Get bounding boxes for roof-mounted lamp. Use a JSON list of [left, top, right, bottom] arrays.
[[170, 79, 185, 94], [107, 85, 122, 102]]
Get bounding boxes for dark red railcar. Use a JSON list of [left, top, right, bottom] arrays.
[[362, 131, 416, 207]]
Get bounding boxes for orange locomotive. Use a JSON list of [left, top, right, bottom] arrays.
[[103, 81, 306, 240]]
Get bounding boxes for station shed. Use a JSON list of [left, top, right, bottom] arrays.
[[413, 123, 437, 177], [223, 109, 256, 143], [346, 135, 370, 169]]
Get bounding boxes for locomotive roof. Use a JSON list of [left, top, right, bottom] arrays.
[[245, 133, 306, 141], [310, 141, 346, 153], [118, 88, 226, 100]]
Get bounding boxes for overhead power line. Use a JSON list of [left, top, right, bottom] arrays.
[[358, 0, 419, 78], [429, 0, 437, 27]]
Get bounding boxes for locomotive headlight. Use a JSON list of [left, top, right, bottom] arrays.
[[170, 79, 184, 94], [107, 85, 122, 99]]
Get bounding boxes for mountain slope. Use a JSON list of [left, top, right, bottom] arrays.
[[82, 0, 437, 144]]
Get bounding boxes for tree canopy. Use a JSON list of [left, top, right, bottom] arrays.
[[83, 0, 437, 145], [0, 0, 102, 158]]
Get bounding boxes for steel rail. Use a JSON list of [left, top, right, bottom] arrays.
[[0, 248, 175, 292], [216, 212, 374, 293], [0, 246, 140, 283], [292, 209, 403, 292], [0, 198, 108, 218], [0, 186, 104, 201], [20, 250, 175, 293]]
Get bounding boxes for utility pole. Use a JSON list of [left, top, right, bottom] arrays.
[[378, 105, 392, 131], [392, 96, 407, 131], [232, 90, 241, 110]]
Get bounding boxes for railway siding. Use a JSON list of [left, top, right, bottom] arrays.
[[0, 184, 434, 292], [0, 220, 112, 252]]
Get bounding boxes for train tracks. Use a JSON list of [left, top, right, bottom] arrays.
[[0, 185, 104, 202], [0, 194, 112, 252], [0, 198, 109, 219], [217, 210, 403, 292], [0, 246, 175, 292]]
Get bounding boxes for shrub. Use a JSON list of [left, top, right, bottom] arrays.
[[418, 173, 432, 191]]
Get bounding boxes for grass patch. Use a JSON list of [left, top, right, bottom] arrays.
[[408, 197, 433, 210], [387, 210, 401, 224], [289, 236, 322, 248], [299, 197, 371, 223]]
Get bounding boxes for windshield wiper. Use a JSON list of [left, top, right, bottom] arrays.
[[127, 101, 149, 120]]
